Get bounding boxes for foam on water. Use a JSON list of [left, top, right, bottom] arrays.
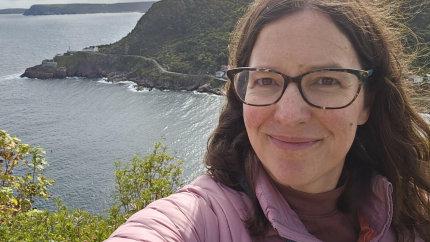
[[68, 76, 86, 79], [118, 80, 135, 85], [1, 73, 24, 81], [97, 78, 111, 84]]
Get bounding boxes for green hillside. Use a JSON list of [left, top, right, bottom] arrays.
[[23, 2, 155, 15], [100, 0, 253, 74]]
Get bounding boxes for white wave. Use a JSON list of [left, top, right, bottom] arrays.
[[192, 90, 205, 95], [66, 76, 86, 80], [127, 85, 158, 93], [126, 83, 139, 92], [118, 80, 135, 85], [97, 79, 136, 86], [191, 90, 221, 97], [97, 78, 112, 84], [0, 73, 24, 80]]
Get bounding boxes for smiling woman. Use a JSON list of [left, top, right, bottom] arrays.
[[243, 10, 370, 195], [106, 0, 430, 242]]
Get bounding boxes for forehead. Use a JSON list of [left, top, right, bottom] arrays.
[[249, 9, 361, 73]]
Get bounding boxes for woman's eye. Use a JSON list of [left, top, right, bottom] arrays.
[[257, 78, 274, 85], [317, 77, 338, 85]]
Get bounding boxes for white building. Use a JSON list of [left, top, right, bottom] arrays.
[[216, 71, 226, 78], [408, 75, 423, 84], [82, 46, 98, 52]]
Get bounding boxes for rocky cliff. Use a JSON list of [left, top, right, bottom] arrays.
[[21, 52, 225, 95]]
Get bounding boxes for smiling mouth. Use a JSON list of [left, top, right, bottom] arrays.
[[269, 135, 320, 151]]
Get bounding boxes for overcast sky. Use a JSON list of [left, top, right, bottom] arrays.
[[0, 0, 158, 9]]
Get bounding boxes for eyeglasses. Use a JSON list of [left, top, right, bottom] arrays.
[[227, 67, 373, 109]]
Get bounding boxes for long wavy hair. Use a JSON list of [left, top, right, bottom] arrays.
[[204, 0, 430, 241]]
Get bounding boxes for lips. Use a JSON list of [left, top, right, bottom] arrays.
[[269, 135, 320, 151]]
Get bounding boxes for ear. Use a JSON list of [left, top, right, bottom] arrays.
[[357, 106, 370, 125]]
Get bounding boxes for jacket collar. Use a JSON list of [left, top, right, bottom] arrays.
[[255, 165, 394, 242]]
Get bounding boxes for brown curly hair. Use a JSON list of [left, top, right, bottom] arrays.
[[205, 0, 430, 241]]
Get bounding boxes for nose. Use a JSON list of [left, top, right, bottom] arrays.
[[272, 82, 312, 126]]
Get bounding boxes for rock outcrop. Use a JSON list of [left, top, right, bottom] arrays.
[[21, 52, 225, 95]]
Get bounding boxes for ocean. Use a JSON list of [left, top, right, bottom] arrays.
[[0, 13, 224, 214]]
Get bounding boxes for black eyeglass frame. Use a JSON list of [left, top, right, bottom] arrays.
[[227, 67, 374, 109]]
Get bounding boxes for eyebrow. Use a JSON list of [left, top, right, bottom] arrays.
[[253, 62, 347, 73], [304, 62, 345, 71]]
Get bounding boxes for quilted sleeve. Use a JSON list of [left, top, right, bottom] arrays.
[[105, 188, 220, 242]]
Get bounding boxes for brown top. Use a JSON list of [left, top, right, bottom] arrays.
[[276, 184, 360, 242]]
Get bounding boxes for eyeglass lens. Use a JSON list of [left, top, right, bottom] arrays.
[[233, 70, 360, 108]]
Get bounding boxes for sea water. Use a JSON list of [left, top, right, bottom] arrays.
[[0, 13, 224, 213]]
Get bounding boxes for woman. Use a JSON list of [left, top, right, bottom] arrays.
[[107, 0, 430, 241]]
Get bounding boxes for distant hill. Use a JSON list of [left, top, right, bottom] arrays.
[[100, 0, 254, 74], [23, 2, 155, 15], [0, 8, 27, 14]]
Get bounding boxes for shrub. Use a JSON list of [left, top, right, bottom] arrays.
[[1, 133, 184, 241], [111, 139, 184, 213], [0, 130, 54, 218], [0, 198, 119, 242]]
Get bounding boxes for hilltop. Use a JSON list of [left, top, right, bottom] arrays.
[[23, 2, 155, 15], [99, 0, 254, 74]]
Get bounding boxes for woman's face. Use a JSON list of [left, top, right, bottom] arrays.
[[244, 10, 370, 193]]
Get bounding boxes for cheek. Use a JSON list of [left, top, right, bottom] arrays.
[[243, 105, 268, 129], [323, 108, 361, 143]]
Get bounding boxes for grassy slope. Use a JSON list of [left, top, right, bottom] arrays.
[[100, 0, 254, 74]]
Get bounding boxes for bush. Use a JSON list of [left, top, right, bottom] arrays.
[[0, 130, 54, 218], [0, 198, 119, 242], [111, 139, 184, 213], [0, 133, 184, 241]]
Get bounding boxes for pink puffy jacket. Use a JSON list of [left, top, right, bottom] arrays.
[[106, 166, 423, 242]]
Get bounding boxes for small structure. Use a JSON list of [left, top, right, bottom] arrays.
[[82, 46, 98, 52], [216, 65, 228, 79], [41, 59, 57, 67], [56, 53, 63, 57], [408, 75, 423, 84], [42, 62, 57, 67], [59, 67, 67, 72], [216, 71, 226, 78]]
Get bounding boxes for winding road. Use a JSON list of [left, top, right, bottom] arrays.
[[128, 55, 228, 82]]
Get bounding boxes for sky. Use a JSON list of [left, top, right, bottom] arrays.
[[0, 0, 158, 9]]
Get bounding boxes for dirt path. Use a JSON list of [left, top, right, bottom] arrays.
[[127, 55, 227, 82]]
